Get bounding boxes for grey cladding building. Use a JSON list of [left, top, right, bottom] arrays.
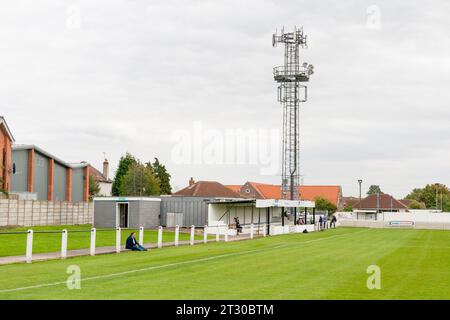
[[93, 197, 161, 229]]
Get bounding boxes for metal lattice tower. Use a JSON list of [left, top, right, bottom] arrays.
[[273, 27, 313, 203]]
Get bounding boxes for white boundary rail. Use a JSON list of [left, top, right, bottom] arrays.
[[1, 222, 319, 264]]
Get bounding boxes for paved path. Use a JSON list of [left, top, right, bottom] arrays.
[[0, 235, 256, 266]]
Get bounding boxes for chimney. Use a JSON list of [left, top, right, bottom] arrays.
[[189, 177, 195, 186], [103, 158, 109, 180]]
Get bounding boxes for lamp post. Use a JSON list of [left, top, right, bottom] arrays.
[[357, 179, 363, 221], [358, 179, 363, 208]]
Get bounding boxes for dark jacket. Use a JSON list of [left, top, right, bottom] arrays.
[[126, 236, 137, 250]]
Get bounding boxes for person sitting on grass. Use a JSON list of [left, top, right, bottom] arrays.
[[126, 232, 147, 251]]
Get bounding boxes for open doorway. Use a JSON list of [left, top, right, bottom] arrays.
[[117, 203, 129, 228]]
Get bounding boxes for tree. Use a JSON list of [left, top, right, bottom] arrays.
[[314, 197, 337, 215], [406, 183, 450, 210], [367, 185, 382, 195], [343, 204, 353, 212], [407, 199, 426, 210], [149, 157, 172, 195], [118, 162, 160, 196], [111, 153, 137, 196], [89, 175, 100, 200]]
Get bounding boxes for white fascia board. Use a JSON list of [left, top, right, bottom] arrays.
[[93, 197, 162, 202], [256, 199, 315, 208]]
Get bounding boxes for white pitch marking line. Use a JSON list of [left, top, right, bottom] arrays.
[[0, 229, 369, 294]]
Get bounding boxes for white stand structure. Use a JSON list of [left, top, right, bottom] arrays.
[[250, 224, 254, 239]]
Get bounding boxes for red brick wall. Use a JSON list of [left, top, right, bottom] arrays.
[[0, 127, 12, 191], [83, 166, 89, 202], [48, 159, 54, 201], [27, 149, 35, 192]]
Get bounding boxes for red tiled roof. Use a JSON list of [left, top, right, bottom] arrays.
[[226, 182, 342, 206], [354, 194, 407, 210], [174, 181, 240, 198], [88, 165, 111, 183], [226, 185, 242, 193], [398, 199, 413, 207], [300, 185, 342, 205], [249, 182, 282, 199], [342, 196, 360, 207]]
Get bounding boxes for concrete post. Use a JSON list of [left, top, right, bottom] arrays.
[[224, 228, 228, 242], [263, 224, 267, 237], [139, 226, 144, 246], [174, 225, 179, 247], [90, 228, 96, 256], [116, 227, 121, 253], [157, 226, 163, 248], [26, 229, 33, 263], [61, 229, 68, 259], [203, 225, 208, 244], [190, 225, 195, 246], [250, 224, 254, 239], [216, 225, 220, 242]]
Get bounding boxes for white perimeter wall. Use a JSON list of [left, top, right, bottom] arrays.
[[0, 199, 93, 227], [337, 211, 450, 230]]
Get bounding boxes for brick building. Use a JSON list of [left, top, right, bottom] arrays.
[[11, 145, 89, 202], [0, 116, 90, 202]]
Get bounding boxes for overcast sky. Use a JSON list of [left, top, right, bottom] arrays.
[[1, 0, 449, 198]]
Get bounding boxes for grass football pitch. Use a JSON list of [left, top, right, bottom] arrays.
[[0, 227, 449, 300]]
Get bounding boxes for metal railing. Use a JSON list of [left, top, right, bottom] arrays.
[[273, 66, 310, 81]]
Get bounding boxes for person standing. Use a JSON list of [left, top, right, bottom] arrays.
[[318, 216, 323, 231], [330, 215, 337, 228]]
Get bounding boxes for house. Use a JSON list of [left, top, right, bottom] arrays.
[[88, 158, 112, 196], [0, 116, 14, 192], [342, 196, 360, 209], [11, 145, 89, 202], [173, 178, 240, 198], [158, 178, 242, 227], [353, 193, 408, 212], [226, 182, 343, 209]]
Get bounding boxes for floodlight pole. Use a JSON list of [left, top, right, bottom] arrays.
[[273, 27, 313, 217]]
